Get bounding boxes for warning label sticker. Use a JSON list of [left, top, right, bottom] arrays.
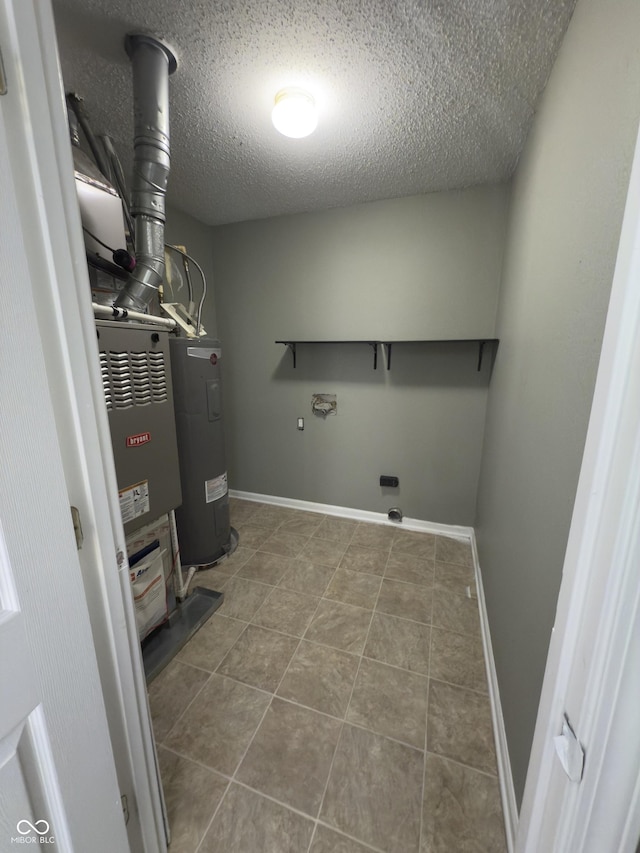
[[119, 480, 150, 523], [205, 472, 228, 504]]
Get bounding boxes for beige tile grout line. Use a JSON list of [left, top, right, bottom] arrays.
[[305, 537, 390, 853], [193, 523, 353, 853], [300, 521, 367, 853], [160, 692, 502, 786], [232, 781, 387, 852], [419, 568, 435, 853], [302, 522, 363, 853], [180, 510, 456, 852], [165, 664, 430, 757], [211, 642, 488, 703]]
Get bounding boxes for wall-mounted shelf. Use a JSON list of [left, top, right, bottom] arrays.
[[275, 339, 499, 372], [276, 341, 379, 369]]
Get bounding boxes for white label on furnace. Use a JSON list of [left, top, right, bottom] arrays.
[[205, 472, 228, 503], [119, 480, 150, 523], [187, 347, 221, 360]]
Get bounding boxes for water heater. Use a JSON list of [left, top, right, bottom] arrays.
[[170, 337, 230, 565]]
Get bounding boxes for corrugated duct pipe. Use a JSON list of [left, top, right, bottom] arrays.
[[115, 34, 178, 312]]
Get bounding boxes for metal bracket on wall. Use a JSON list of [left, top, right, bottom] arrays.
[[383, 342, 392, 370], [477, 340, 486, 371], [0, 46, 7, 95], [285, 341, 297, 368]]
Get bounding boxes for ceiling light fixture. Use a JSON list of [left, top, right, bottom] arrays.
[[271, 87, 317, 139]]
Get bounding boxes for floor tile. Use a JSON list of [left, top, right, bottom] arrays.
[[391, 530, 436, 560], [149, 504, 508, 853], [435, 536, 473, 567], [217, 624, 299, 692], [237, 551, 293, 585], [191, 568, 231, 592], [339, 543, 388, 575], [278, 560, 336, 596], [148, 660, 210, 742], [157, 747, 228, 853], [427, 680, 496, 774], [164, 673, 270, 775], [376, 579, 433, 624], [299, 537, 348, 567], [310, 825, 373, 853], [385, 552, 434, 587], [279, 514, 325, 536], [313, 517, 358, 543], [429, 627, 487, 692], [234, 523, 273, 549], [364, 612, 431, 674], [199, 782, 314, 853], [250, 504, 293, 528], [288, 509, 326, 524], [304, 600, 373, 653], [324, 568, 381, 609], [347, 658, 428, 748], [259, 530, 309, 558], [229, 500, 260, 526], [238, 698, 342, 816], [351, 523, 396, 551], [321, 724, 423, 852], [252, 587, 320, 637], [277, 640, 359, 717], [421, 753, 507, 853], [212, 545, 254, 575], [177, 614, 247, 672], [431, 589, 481, 636], [434, 561, 477, 597], [218, 576, 272, 620]]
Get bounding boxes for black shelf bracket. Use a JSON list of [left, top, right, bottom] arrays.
[[384, 342, 393, 370], [477, 341, 486, 372], [285, 342, 297, 368], [369, 342, 378, 370]]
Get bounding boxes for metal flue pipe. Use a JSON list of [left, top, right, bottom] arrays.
[[115, 34, 177, 312]]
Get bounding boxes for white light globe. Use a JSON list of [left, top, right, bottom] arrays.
[[272, 88, 317, 138]]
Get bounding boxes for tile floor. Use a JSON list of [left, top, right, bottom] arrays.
[[148, 499, 507, 853]]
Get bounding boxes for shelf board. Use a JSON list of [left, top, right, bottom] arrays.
[[275, 338, 499, 371]]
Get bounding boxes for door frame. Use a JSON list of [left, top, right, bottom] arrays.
[[10, 0, 640, 850], [517, 117, 640, 850], [4, 2, 166, 850]]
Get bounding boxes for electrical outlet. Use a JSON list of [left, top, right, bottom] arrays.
[[297, 417, 304, 430], [380, 475, 399, 487]]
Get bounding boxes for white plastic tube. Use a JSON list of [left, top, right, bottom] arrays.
[[92, 302, 177, 329]]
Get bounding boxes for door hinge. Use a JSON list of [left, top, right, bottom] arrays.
[[121, 794, 130, 825], [0, 46, 7, 95], [70, 506, 83, 550]]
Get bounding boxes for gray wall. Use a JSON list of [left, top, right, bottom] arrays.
[[212, 186, 509, 523], [475, 0, 640, 805], [165, 204, 217, 337]]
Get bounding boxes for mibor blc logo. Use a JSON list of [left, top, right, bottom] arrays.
[[11, 819, 55, 845]]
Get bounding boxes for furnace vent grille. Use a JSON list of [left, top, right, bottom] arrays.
[[99, 351, 112, 411], [100, 349, 168, 410]]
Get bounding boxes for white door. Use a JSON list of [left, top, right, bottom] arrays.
[[0, 6, 131, 852], [0, 2, 169, 850], [517, 118, 640, 851]]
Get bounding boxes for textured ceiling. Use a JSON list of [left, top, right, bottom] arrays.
[[52, 0, 576, 226]]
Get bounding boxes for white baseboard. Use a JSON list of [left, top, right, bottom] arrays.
[[470, 530, 518, 852], [229, 489, 473, 541]]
